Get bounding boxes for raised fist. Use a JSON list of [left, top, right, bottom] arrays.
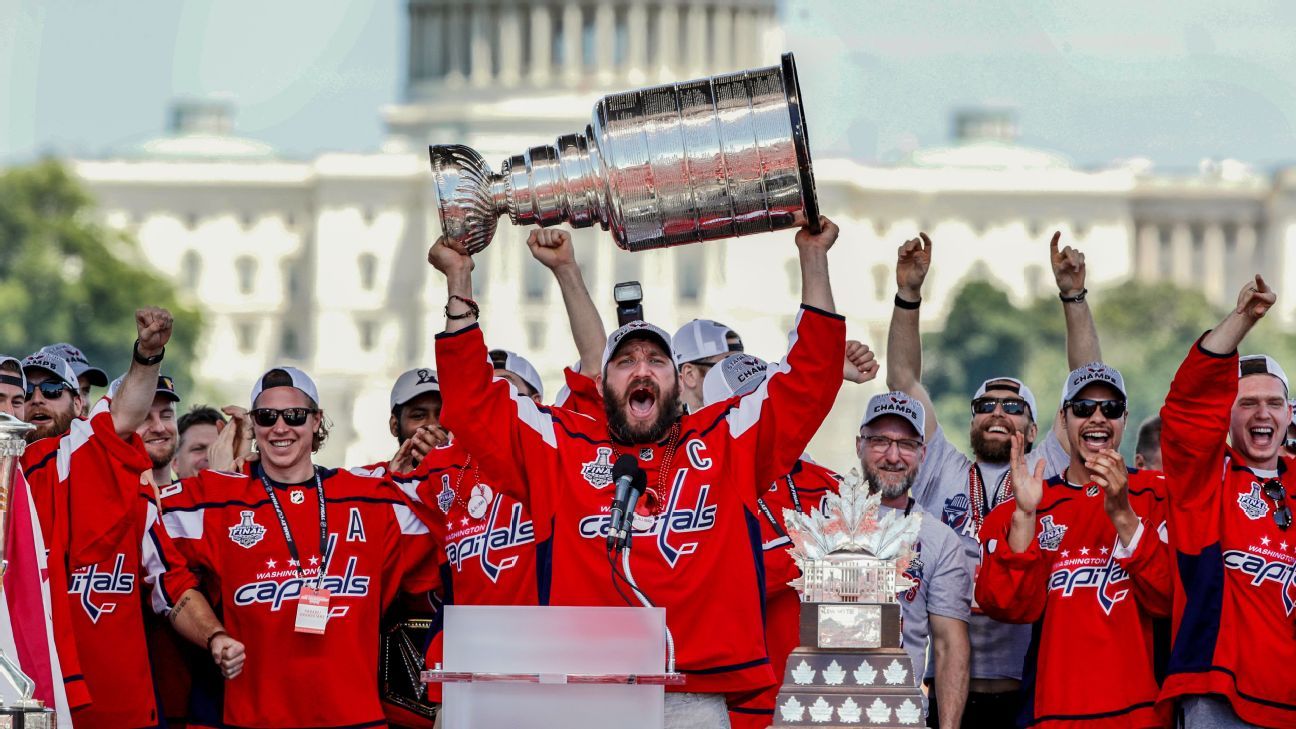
[[1234, 274, 1276, 321], [895, 233, 931, 299], [526, 228, 576, 271], [794, 216, 839, 252], [427, 236, 475, 275], [136, 307, 174, 358], [1049, 232, 1086, 297]]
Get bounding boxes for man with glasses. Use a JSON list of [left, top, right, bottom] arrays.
[[1158, 275, 1296, 728], [857, 391, 972, 728], [884, 232, 1100, 727], [977, 363, 1170, 728], [40, 342, 110, 418]]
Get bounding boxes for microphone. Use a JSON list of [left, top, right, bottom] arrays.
[[607, 454, 639, 551], [616, 468, 649, 552]]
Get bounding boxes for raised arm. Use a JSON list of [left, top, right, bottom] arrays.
[[1202, 274, 1274, 355], [527, 228, 606, 376], [110, 307, 174, 437], [796, 216, 837, 313], [885, 233, 938, 438], [1050, 232, 1101, 368]]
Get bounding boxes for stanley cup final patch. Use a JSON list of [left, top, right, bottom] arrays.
[[1036, 515, 1068, 551], [229, 510, 267, 548], [1238, 482, 1270, 520], [437, 474, 455, 514], [581, 446, 615, 489]]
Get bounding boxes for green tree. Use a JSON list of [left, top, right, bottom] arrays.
[[0, 160, 200, 392]]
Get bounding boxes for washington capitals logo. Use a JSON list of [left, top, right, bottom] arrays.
[[1238, 483, 1270, 520], [1223, 549, 1296, 616], [942, 493, 972, 534], [1047, 554, 1131, 615], [581, 447, 615, 489], [445, 499, 535, 582], [901, 543, 925, 602], [1037, 515, 1067, 551], [577, 468, 717, 566], [229, 510, 267, 548], [68, 554, 135, 623]]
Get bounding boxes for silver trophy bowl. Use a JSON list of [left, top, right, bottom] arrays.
[[430, 52, 819, 254]]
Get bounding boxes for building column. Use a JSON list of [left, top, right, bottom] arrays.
[[595, 1, 615, 84], [680, 3, 705, 76], [563, 2, 583, 85], [1171, 223, 1193, 286], [626, 2, 648, 84], [426, 6, 445, 79], [656, 1, 679, 79], [1202, 223, 1226, 304], [1135, 224, 1159, 281], [499, 5, 522, 86], [733, 8, 755, 68], [470, 3, 492, 87], [712, 5, 734, 72], [529, 4, 552, 85], [445, 4, 466, 86]]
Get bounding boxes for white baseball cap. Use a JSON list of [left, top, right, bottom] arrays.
[[1062, 362, 1128, 404], [1240, 354, 1289, 394], [601, 321, 675, 373], [390, 368, 440, 411], [973, 377, 1039, 421], [251, 366, 320, 407], [861, 391, 926, 438], [489, 349, 543, 399], [40, 343, 109, 387], [702, 354, 769, 407], [672, 319, 743, 366], [0, 356, 27, 392], [21, 351, 79, 392]]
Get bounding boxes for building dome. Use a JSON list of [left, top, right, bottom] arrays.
[[905, 107, 1071, 171], [130, 99, 277, 161]]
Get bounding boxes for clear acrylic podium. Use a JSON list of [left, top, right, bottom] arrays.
[[423, 605, 683, 729]]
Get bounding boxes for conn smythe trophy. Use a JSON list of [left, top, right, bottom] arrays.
[[429, 53, 819, 254], [776, 473, 924, 728], [0, 414, 55, 728]]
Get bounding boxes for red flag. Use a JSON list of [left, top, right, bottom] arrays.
[[2, 463, 72, 727]]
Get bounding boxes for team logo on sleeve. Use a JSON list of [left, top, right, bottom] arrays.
[[581, 447, 615, 489], [437, 475, 455, 514], [941, 494, 971, 534], [229, 510, 267, 548], [1037, 515, 1067, 551], [1237, 482, 1270, 520], [900, 543, 924, 602]]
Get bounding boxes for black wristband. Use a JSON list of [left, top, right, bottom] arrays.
[[133, 339, 165, 366], [1059, 288, 1088, 304], [445, 295, 480, 321], [206, 629, 228, 650], [894, 293, 921, 310]]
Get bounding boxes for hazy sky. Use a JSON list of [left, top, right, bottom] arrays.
[[3, 1, 1295, 170]]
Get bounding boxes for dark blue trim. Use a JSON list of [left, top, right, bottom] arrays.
[[1026, 701, 1156, 725], [23, 449, 56, 478], [1017, 614, 1043, 728], [535, 522, 554, 606], [799, 303, 845, 321], [1168, 665, 1296, 711], [1167, 542, 1224, 674], [435, 323, 480, 340], [1195, 332, 1235, 359], [166, 495, 405, 513], [729, 706, 775, 715], [679, 656, 770, 675], [226, 721, 387, 729]]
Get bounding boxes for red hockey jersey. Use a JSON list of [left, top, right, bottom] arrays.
[[21, 400, 157, 715], [159, 463, 438, 729], [977, 471, 1171, 728], [1158, 338, 1296, 727], [730, 459, 841, 728], [435, 305, 845, 695]]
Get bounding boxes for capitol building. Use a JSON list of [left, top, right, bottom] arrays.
[[71, 0, 1296, 470]]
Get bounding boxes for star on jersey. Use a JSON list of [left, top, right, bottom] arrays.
[[1060, 550, 1070, 558], [1100, 546, 1109, 555], [309, 556, 320, 566], [266, 559, 277, 569], [1282, 542, 1290, 551], [1260, 536, 1272, 547], [288, 558, 300, 567], [1079, 546, 1090, 556]]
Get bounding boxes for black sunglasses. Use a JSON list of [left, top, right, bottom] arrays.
[[1262, 479, 1292, 531], [971, 397, 1028, 416], [250, 407, 318, 428], [1064, 399, 1127, 419], [25, 381, 71, 401]]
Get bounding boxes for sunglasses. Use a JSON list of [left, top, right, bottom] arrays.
[[25, 381, 72, 401], [971, 397, 1028, 416], [250, 407, 318, 428], [1064, 399, 1127, 419], [1262, 479, 1292, 531]]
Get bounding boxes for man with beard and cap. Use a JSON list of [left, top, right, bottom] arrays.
[[430, 215, 846, 728], [0, 355, 26, 419], [885, 231, 1101, 727], [699, 347, 880, 729], [132, 374, 182, 486], [977, 363, 1171, 728], [20, 309, 244, 727], [858, 391, 972, 727], [41, 342, 110, 417], [1157, 276, 1296, 728]]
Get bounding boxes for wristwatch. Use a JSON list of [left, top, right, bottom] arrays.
[[133, 339, 165, 366]]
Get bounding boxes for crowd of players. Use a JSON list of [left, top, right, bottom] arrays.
[[5, 215, 1295, 729]]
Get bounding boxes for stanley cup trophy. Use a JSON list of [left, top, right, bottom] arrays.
[[0, 413, 54, 728], [775, 473, 925, 728], [429, 53, 819, 254]]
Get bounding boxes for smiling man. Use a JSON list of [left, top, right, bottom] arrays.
[[429, 217, 846, 728], [1158, 276, 1296, 728], [134, 375, 182, 486]]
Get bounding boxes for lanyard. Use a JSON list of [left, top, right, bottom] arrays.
[[258, 466, 329, 589], [757, 474, 802, 536]]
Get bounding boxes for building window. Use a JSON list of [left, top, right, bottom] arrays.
[[676, 247, 703, 303], [285, 211, 296, 228], [358, 320, 377, 351], [1025, 264, 1045, 298], [613, 250, 641, 286], [280, 327, 299, 358], [1158, 226, 1173, 278], [241, 211, 255, 229], [524, 258, 550, 302], [185, 212, 199, 230], [358, 253, 379, 291], [646, 5, 659, 66], [235, 256, 258, 295], [526, 320, 546, 350], [871, 264, 888, 301], [362, 206, 375, 226], [236, 321, 258, 352], [284, 263, 300, 299], [472, 250, 489, 298], [581, 4, 596, 70], [614, 5, 629, 68], [180, 250, 202, 290], [552, 6, 565, 66]]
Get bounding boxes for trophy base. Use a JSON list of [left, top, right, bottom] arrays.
[[0, 704, 56, 729], [775, 648, 925, 727], [800, 602, 903, 650]]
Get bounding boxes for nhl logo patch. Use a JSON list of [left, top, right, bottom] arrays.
[[1238, 483, 1270, 521], [290, 489, 305, 505], [640, 447, 654, 462], [581, 447, 615, 489], [229, 510, 267, 549], [437, 475, 455, 514], [1036, 515, 1068, 551]]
